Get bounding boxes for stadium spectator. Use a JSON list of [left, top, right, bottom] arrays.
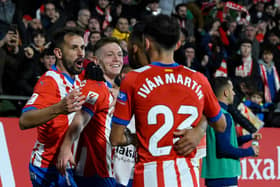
[[18, 47, 55, 96], [91, 0, 114, 30], [0, 25, 23, 95], [201, 76, 261, 187], [87, 31, 102, 47], [40, 1, 67, 40], [139, 0, 161, 20], [244, 90, 271, 121], [27, 30, 51, 61], [258, 45, 280, 103], [56, 37, 123, 187], [102, 24, 114, 37], [85, 44, 95, 62], [76, 8, 91, 32], [111, 16, 130, 41], [243, 24, 260, 60], [0, 0, 15, 25], [18, 27, 86, 187], [65, 19, 77, 28], [227, 38, 262, 90], [173, 3, 195, 40], [88, 17, 101, 32], [110, 14, 226, 187]]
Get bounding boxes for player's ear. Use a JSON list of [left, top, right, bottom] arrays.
[[224, 88, 229, 97], [175, 40, 181, 51], [53, 48, 62, 59], [133, 44, 138, 53], [144, 37, 150, 50], [92, 56, 98, 65]]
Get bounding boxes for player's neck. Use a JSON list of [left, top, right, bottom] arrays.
[[56, 62, 75, 79], [149, 50, 174, 64], [104, 74, 115, 87]]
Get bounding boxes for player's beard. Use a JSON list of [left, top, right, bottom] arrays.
[[62, 58, 82, 75]]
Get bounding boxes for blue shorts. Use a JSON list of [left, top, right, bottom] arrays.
[[74, 175, 116, 187], [29, 164, 77, 187]]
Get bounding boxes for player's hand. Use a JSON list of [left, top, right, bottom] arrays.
[[56, 147, 76, 176], [252, 133, 262, 141], [173, 127, 204, 156], [59, 89, 85, 114], [252, 145, 260, 157]]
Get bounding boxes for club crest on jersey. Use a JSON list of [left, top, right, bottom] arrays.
[[117, 91, 127, 102], [27, 93, 39, 105], [86, 91, 99, 105]]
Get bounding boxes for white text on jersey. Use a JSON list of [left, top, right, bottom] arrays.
[[137, 73, 203, 99]]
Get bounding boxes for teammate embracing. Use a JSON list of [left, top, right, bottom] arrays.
[[110, 14, 227, 187]]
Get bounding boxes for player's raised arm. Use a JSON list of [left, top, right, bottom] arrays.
[[19, 89, 85, 130]]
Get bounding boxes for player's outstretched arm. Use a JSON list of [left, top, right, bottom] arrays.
[[173, 115, 208, 156], [19, 89, 85, 130], [110, 122, 137, 146], [56, 110, 91, 175]]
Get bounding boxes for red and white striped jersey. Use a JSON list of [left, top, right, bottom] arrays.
[[22, 65, 82, 168], [75, 80, 114, 178], [112, 62, 222, 187]]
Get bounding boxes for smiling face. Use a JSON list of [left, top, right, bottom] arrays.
[[57, 34, 85, 76], [96, 42, 123, 80], [33, 33, 46, 47]]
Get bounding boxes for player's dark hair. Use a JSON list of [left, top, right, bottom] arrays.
[[129, 22, 145, 47], [175, 3, 187, 13], [211, 77, 231, 97], [41, 47, 55, 57], [128, 22, 150, 69], [143, 14, 180, 50], [93, 37, 120, 55], [52, 27, 84, 49]]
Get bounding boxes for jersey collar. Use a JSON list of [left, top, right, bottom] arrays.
[[51, 65, 76, 84], [151, 62, 179, 67]]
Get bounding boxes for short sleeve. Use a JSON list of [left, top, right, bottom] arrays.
[[198, 73, 222, 122], [112, 72, 136, 126], [22, 76, 59, 112]]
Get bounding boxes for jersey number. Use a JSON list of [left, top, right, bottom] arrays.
[[148, 105, 198, 156]]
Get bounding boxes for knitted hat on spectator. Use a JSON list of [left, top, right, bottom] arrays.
[[23, 14, 32, 21]]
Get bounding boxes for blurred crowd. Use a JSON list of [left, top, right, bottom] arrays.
[[0, 0, 280, 127]]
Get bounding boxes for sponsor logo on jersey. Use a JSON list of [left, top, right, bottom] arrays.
[[86, 91, 99, 105], [27, 93, 39, 105], [117, 91, 127, 102]]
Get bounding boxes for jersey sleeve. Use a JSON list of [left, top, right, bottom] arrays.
[[112, 72, 136, 126], [22, 76, 59, 113], [198, 73, 222, 122], [81, 80, 108, 117]]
